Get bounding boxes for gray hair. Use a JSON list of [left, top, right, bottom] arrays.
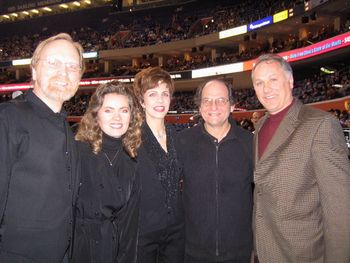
[[251, 54, 293, 80]]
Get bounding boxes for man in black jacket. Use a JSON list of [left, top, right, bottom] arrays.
[[177, 79, 253, 263], [0, 33, 84, 263]]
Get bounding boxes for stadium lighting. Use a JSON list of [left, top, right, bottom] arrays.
[[84, 0, 91, 4], [11, 13, 18, 17], [73, 2, 81, 7], [43, 7, 52, 12], [31, 9, 39, 14], [320, 67, 335, 74], [2, 15, 10, 19], [22, 11, 30, 15], [12, 58, 31, 66], [59, 4, 69, 8]]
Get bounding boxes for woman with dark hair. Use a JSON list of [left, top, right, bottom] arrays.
[[72, 81, 143, 263], [133, 67, 185, 263]]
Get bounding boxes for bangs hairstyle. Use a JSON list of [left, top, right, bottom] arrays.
[[76, 81, 143, 158], [133, 66, 174, 103], [31, 33, 85, 74], [194, 78, 234, 108]]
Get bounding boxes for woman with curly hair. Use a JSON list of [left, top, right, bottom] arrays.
[[133, 67, 185, 263], [72, 81, 142, 263]]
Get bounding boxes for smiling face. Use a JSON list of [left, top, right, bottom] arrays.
[[199, 80, 233, 130], [32, 39, 82, 111], [141, 81, 171, 121], [97, 93, 131, 138], [252, 60, 294, 115]]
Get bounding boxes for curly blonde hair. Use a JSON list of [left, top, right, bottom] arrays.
[[76, 81, 142, 158]]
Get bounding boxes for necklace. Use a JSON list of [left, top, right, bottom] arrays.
[[103, 150, 120, 166], [156, 131, 166, 139]]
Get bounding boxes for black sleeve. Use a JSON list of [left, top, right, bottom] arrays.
[[116, 168, 141, 263]]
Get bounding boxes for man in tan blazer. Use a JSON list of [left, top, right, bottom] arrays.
[[251, 54, 350, 263]]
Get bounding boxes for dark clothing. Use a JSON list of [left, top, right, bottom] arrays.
[[137, 221, 184, 263], [72, 134, 140, 263], [0, 90, 79, 263], [137, 124, 184, 263], [185, 253, 250, 263], [177, 118, 253, 262]]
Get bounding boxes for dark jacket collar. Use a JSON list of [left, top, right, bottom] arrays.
[[25, 89, 67, 119], [200, 116, 238, 141]]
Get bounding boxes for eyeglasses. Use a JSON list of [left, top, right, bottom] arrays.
[[39, 57, 81, 72], [201, 97, 229, 107]]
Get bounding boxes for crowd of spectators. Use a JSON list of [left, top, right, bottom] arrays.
[[0, 0, 305, 62], [1, 66, 350, 134], [1, 64, 349, 116], [0, 0, 348, 87]]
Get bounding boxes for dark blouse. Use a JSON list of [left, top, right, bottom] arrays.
[[72, 134, 140, 263], [137, 123, 184, 235]]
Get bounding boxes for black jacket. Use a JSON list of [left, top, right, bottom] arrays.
[[137, 124, 184, 235], [177, 118, 253, 261], [72, 135, 140, 263], [0, 90, 79, 263]]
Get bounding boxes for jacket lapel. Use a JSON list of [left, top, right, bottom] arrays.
[[256, 99, 303, 164]]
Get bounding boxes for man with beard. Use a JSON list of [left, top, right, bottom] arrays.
[[0, 33, 84, 263]]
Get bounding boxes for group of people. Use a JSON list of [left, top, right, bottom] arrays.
[[0, 33, 349, 263]]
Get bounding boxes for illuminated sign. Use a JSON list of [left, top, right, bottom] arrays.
[[219, 25, 247, 39], [243, 31, 350, 71], [248, 16, 272, 31], [12, 58, 31, 66], [2, 32, 350, 92], [0, 83, 32, 92], [273, 10, 288, 23], [279, 31, 350, 62], [192, 63, 244, 78], [11, 51, 99, 66], [83, 52, 98, 59]]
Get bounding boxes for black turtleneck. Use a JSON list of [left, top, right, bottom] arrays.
[[101, 132, 123, 162]]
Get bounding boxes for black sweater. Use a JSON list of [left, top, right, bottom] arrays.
[[177, 118, 253, 261]]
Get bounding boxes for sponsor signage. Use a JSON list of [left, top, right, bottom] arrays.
[[192, 63, 244, 78], [243, 31, 350, 71], [219, 25, 247, 39], [248, 16, 273, 31], [273, 10, 288, 23], [279, 31, 350, 62], [3, 0, 63, 13]]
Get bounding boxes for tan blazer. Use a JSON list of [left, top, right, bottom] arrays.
[[253, 99, 350, 263]]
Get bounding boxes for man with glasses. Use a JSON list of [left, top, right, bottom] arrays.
[[0, 33, 83, 262], [177, 79, 253, 263]]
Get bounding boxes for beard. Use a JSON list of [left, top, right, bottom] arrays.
[[43, 77, 79, 104]]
